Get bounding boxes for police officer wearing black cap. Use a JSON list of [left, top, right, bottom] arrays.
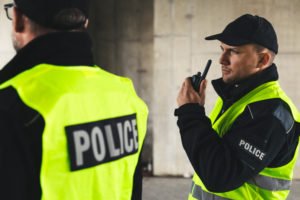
[[1, 0, 148, 199], [175, 14, 300, 199]]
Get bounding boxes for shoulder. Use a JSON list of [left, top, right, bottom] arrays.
[[97, 67, 148, 113], [241, 98, 294, 133], [97, 68, 135, 91]]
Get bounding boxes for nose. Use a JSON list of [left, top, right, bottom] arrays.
[[219, 51, 229, 66]]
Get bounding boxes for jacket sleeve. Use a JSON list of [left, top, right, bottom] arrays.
[[131, 150, 143, 200], [0, 87, 45, 200], [174, 101, 296, 192]]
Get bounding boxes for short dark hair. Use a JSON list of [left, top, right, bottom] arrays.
[[253, 43, 276, 56], [28, 8, 87, 34], [52, 8, 87, 30], [253, 44, 276, 64], [15, 0, 89, 30], [253, 44, 266, 53]]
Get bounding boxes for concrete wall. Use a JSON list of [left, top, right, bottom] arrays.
[[0, 0, 15, 68], [88, 0, 154, 169], [153, 0, 300, 177]]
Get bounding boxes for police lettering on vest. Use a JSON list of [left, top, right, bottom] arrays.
[[239, 139, 266, 161], [66, 114, 138, 171]]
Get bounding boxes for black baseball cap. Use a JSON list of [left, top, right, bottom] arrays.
[[14, 0, 89, 29], [205, 14, 278, 54]]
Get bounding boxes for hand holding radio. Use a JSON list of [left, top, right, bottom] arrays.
[[190, 59, 212, 92], [177, 59, 212, 107]]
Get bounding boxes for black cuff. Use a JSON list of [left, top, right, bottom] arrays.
[[174, 103, 205, 116]]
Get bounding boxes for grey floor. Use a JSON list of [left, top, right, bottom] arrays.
[[143, 177, 300, 200]]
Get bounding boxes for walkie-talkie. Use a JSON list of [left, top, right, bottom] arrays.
[[191, 59, 212, 91]]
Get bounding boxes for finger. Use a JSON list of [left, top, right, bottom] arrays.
[[185, 77, 191, 85], [198, 79, 207, 94], [184, 78, 195, 92], [177, 80, 187, 105]]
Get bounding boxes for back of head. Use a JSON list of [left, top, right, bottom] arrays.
[[14, 0, 89, 30]]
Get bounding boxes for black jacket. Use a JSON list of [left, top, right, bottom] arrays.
[[175, 64, 299, 192], [0, 32, 142, 200]]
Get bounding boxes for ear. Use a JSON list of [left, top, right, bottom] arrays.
[[257, 52, 271, 70], [84, 19, 89, 28], [12, 7, 26, 33]]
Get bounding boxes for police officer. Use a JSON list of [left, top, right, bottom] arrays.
[[1, 0, 148, 199], [175, 14, 300, 199]]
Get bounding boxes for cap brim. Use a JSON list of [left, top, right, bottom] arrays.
[[205, 33, 251, 46]]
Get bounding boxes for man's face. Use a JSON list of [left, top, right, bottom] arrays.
[[10, 7, 22, 51], [219, 43, 261, 84]]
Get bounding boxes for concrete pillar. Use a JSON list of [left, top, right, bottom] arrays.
[[153, 0, 300, 177], [88, 0, 154, 169]]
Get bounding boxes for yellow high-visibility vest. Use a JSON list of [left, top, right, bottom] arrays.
[[0, 64, 148, 200], [189, 81, 300, 200]]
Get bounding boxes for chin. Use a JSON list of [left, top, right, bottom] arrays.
[[222, 76, 229, 83], [11, 32, 22, 52], [222, 77, 234, 84]]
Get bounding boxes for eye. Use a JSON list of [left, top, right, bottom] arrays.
[[229, 49, 239, 55]]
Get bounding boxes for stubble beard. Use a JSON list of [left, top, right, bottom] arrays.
[[11, 31, 22, 52]]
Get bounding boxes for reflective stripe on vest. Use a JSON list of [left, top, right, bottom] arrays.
[[0, 64, 148, 200], [191, 181, 229, 200], [190, 81, 300, 200], [191, 174, 292, 200], [247, 174, 291, 191]]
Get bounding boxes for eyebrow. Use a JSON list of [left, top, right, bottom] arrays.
[[220, 45, 240, 51]]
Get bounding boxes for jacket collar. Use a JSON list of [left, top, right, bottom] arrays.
[[0, 31, 94, 84], [212, 64, 279, 103]]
